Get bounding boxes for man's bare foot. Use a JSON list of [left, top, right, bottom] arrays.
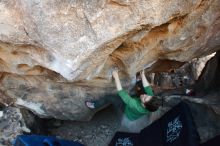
[[85, 101, 96, 109]]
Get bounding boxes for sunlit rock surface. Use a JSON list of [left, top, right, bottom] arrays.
[[0, 0, 220, 120]]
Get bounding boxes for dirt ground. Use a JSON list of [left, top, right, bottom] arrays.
[[2, 93, 220, 146], [47, 106, 121, 146]]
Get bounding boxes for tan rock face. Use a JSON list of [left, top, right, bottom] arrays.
[[0, 0, 220, 120]]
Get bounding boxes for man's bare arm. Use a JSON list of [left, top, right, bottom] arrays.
[[112, 70, 123, 91], [141, 70, 150, 87]]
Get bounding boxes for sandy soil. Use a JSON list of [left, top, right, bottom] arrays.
[[47, 106, 121, 146]]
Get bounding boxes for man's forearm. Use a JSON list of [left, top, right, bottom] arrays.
[[113, 71, 123, 91], [141, 71, 150, 87], [114, 76, 123, 91]]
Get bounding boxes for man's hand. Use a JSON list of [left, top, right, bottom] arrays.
[[112, 70, 119, 79], [140, 69, 145, 77]]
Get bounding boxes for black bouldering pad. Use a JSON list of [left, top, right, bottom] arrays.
[[200, 135, 220, 146], [110, 101, 200, 146], [109, 132, 140, 146]]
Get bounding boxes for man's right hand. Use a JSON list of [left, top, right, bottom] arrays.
[[140, 69, 145, 77], [112, 70, 118, 79]]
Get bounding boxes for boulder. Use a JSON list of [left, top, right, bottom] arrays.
[[150, 53, 215, 90], [0, 106, 30, 146], [0, 0, 220, 120]]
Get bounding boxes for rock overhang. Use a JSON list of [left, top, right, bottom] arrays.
[[0, 0, 220, 120]]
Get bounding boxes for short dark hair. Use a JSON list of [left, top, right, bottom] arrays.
[[144, 96, 161, 112], [135, 80, 161, 111]]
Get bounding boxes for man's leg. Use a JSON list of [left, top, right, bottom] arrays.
[[120, 114, 150, 133], [85, 94, 121, 109], [105, 95, 124, 118]]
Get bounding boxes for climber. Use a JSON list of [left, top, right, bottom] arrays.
[[112, 70, 161, 132], [85, 69, 161, 132]]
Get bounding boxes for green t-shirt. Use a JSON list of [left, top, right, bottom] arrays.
[[118, 86, 154, 121]]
